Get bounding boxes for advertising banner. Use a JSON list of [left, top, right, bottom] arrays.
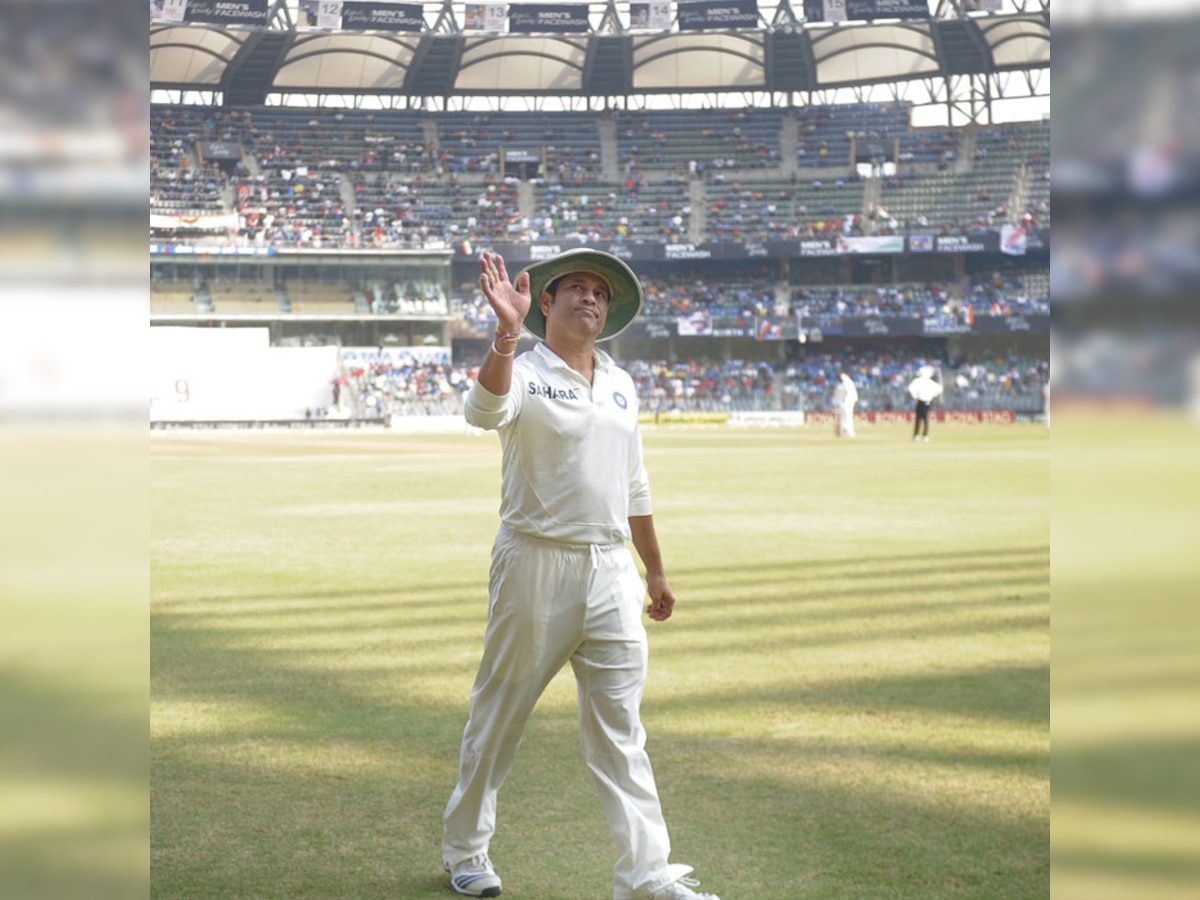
[[299, 1, 339, 27], [151, 243, 277, 256], [196, 140, 242, 160], [630, 1, 673, 30], [935, 234, 990, 254], [804, 410, 1018, 425], [678, 0, 759, 31], [463, 2, 508, 31], [453, 231, 1047, 263], [836, 234, 906, 254], [150, 213, 241, 232], [804, 0, 929, 22], [840, 316, 924, 337], [151, 327, 338, 422], [676, 311, 715, 336], [798, 238, 839, 257], [339, 346, 452, 369], [969, 314, 1050, 334], [299, 1, 423, 31], [151, 0, 188, 23], [999, 223, 1028, 256], [508, 3, 590, 33], [622, 319, 678, 340], [169, 0, 270, 26]]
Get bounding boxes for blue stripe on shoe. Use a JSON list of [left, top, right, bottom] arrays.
[[450, 874, 501, 897]]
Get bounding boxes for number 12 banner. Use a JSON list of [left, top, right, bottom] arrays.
[[298, 0, 424, 32]]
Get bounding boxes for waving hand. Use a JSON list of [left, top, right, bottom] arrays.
[[479, 252, 531, 333]]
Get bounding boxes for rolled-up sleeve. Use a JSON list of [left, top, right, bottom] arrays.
[[465, 378, 518, 430]]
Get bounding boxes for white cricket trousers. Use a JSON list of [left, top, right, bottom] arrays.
[[443, 526, 675, 899]]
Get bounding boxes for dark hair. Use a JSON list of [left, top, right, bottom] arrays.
[[543, 275, 565, 297]]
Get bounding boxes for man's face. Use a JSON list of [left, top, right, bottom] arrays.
[[542, 271, 610, 339]]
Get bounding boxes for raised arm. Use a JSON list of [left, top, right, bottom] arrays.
[[630, 514, 676, 621], [475, 252, 532, 396]]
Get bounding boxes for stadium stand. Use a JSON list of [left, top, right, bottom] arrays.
[[149, 105, 1051, 250], [630, 353, 1049, 415], [150, 4, 1049, 425], [319, 350, 1050, 421]]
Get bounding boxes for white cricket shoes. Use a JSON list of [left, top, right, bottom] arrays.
[[648, 865, 720, 899], [445, 853, 502, 897]]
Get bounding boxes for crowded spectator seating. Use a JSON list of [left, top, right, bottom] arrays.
[[316, 351, 1048, 420], [342, 357, 470, 419], [448, 265, 1049, 341], [705, 178, 863, 241], [1020, 120, 1051, 225], [631, 354, 1049, 415], [796, 103, 906, 169], [641, 274, 780, 321], [433, 110, 602, 180], [528, 181, 694, 243], [792, 271, 1050, 330], [881, 121, 1050, 232], [150, 104, 1050, 250], [150, 106, 229, 215], [350, 173, 524, 246], [614, 107, 784, 178], [245, 106, 433, 174]]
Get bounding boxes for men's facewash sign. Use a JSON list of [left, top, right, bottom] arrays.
[[804, 0, 929, 22], [157, 0, 270, 26], [508, 3, 590, 33], [678, 0, 759, 31], [299, 0, 424, 31]]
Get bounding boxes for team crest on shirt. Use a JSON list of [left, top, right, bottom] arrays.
[[528, 381, 579, 401], [613, 391, 628, 409]]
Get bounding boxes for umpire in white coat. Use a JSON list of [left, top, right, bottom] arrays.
[[442, 249, 720, 900], [908, 365, 944, 441]]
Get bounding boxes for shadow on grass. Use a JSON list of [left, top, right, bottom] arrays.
[[646, 662, 1049, 726], [152, 546, 1048, 899]]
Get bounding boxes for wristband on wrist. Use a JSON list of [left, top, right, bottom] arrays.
[[494, 331, 521, 344], [491, 340, 516, 358]]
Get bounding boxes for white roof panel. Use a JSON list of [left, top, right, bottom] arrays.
[[278, 35, 418, 90], [811, 23, 940, 86], [456, 37, 587, 92], [632, 33, 764, 91], [149, 26, 248, 85], [979, 16, 1050, 69]]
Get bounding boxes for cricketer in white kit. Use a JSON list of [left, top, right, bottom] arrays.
[[442, 249, 719, 900]]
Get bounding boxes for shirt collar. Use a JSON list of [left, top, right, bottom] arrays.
[[534, 341, 614, 376]]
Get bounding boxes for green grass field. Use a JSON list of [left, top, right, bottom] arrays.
[[151, 423, 1049, 899]]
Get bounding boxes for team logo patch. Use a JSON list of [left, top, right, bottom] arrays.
[[613, 391, 628, 409]]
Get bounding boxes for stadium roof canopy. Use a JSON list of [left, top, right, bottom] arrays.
[[150, 0, 1048, 122]]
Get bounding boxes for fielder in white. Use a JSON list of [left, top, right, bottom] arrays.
[[832, 372, 858, 437], [442, 249, 720, 900]]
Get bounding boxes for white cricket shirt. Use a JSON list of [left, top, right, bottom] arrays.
[[908, 375, 944, 404], [465, 342, 652, 545]]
